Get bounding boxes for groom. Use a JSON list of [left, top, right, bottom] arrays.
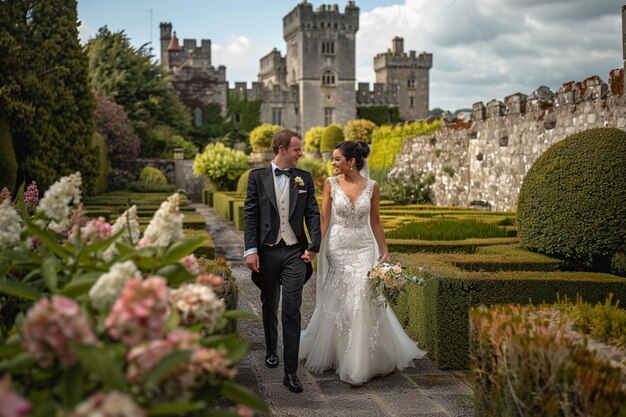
[[243, 128, 321, 393]]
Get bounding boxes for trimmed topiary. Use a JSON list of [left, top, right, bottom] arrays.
[[320, 124, 344, 153], [236, 168, 252, 196], [303, 126, 324, 153], [249, 123, 280, 152], [343, 119, 377, 143], [517, 127, 626, 272], [0, 118, 17, 194], [139, 166, 167, 184]]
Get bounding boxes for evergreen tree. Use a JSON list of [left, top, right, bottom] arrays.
[[86, 27, 191, 138], [2, 0, 98, 193]]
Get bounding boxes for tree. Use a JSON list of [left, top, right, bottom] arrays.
[[3, 0, 98, 193], [94, 95, 141, 161], [85, 27, 191, 139]]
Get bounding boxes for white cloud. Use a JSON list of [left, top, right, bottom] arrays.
[[78, 20, 94, 45], [212, 35, 274, 86], [356, 0, 622, 111]]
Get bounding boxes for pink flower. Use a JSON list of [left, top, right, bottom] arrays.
[[71, 391, 144, 417], [105, 277, 170, 345], [179, 254, 200, 276], [196, 273, 225, 291], [80, 217, 113, 244], [0, 376, 31, 417], [23, 182, 38, 207], [169, 283, 225, 332], [233, 405, 254, 417], [22, 296, 98, 368]]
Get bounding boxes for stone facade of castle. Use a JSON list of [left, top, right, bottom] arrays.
[[159, 1, 432, 134]]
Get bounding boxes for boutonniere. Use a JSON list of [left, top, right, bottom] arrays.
[[293, 176, 305, 188]]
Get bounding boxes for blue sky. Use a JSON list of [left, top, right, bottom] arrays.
[[77, 0, 623, 111]]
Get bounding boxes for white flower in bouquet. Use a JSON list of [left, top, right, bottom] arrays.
[[0, 199, 21, 246], [368, 262, 424, 305], [89, 261, 142, 312], [142, 193, 184, 247], [37, 172, 82, 224]]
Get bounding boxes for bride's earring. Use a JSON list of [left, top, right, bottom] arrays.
[[350, 165, 353, 171]]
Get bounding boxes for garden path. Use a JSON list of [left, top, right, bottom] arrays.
[[194, 204, 475, 417]]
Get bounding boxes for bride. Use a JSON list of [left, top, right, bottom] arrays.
[[299, 141, 425, 385]]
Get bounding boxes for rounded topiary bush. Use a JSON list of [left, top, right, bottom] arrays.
[[516, 127, 626, 272], [320, 124, 345, 154], [236, 168, 252, 196], [139, 166, 167, 184], [194, 142, 249, 191], [303, 126, 324, 153], [249, 123, 280, 152]]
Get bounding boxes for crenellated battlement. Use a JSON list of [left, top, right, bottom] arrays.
[[356, 82, 398, 105], [283, 1, 359, 40], [374, 37, 433, 72]]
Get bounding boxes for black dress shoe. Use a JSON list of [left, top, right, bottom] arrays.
[[265, 351, 279, 368], [283, 373, 303, 393]]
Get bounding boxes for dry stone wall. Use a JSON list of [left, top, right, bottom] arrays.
[[393, 69, 626, 212]]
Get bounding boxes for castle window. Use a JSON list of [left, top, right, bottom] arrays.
[[272, 108, 283, 126], [407, 79, 416, 88], [194, 108, 203, 127], [324, 108, 334, 126], [409, 96, 415, 107], [321, 70, 336, 86], [321, 41, 335, 55]]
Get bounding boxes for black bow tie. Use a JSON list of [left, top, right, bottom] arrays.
[[274, 167, 292, 177]]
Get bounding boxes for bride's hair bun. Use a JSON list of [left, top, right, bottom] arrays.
[[356, 141, 371, 159]]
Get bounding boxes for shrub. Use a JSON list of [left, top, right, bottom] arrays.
[[470, 302, 626, 416], [193, 143, 249, 191], [386, 219, 508, 240], [343, 119, 377, 143], [517, 127, 626, 272], [303, 126, 324, 153], [298, 156, 333, 190], [0, 117, 17, 194], [249, 123, 280, 152], [236, 168, 253, 196], [92, 132, 110, 193], [140, 126, 198, 159], [139, 166, 167, 184], [108, 168, 136, 191], [125, 181, 175, 193], [94, 95, 141, 161], [320, 124, 344, 153], [380, 172, 434, 205]]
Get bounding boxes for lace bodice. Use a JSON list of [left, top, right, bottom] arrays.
[[328, 176, 375, 228]]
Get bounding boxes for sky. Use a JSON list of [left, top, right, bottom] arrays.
[[77, 0, 623, 112]]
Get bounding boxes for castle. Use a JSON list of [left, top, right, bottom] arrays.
[[159, 1, 432, 134]]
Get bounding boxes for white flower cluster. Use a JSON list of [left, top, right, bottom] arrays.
[[71, 391, 144, 417], [0, 199, 21, 246], [103, 206, 140, 260], [142, 193, 184, 247], [37, 172, 82, 224], [89, 261, 142, 312], [170, 283, 225, 332]]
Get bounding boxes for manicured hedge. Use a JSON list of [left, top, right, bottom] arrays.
[[387, 237, 519, 254], [199, 257, 238, 333], [212, 191, 243, 222], [391, 253, 626, 369], [185, 229, 215, 260]]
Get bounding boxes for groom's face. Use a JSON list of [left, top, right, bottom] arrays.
[[282, 137, 303, 169]]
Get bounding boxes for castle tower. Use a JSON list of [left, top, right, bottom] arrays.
[[374, 37, 432, 120], [159, 22, 172, 68], [283, 1, 359, 134]]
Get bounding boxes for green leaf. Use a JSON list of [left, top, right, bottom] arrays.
[[198, 411, 240, 417], [71, 344, 128, 391], [163, 308, 181, 333], [59, 364, 83, 408], [0, 279, 41, 300], [155, 264, 194, 286], [144, 350, 192, 388], [201, 334, 238, 348], [61, 272, 102, 297], [161, 237, 204, 264], [0, 352, 37, 374], [146, 402, 206, 416], [25, 222, 71, 262], [222, 310, 257, 320], [41, 257, 59, 292], [225, 338, 248, 363], [81, 228, 125, 256], [114, 241, 136, 256], [0, 345, 24, 359], [220, 380, 268, 412]]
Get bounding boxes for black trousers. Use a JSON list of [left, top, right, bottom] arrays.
[[258, 243, 306, 374]]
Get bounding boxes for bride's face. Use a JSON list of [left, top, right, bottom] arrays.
[[331, 150, 354, 174]]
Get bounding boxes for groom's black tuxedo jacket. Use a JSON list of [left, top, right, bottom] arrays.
[[243, 166, 321, 282]]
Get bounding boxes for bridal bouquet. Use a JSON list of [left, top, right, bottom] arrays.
[[368, 262, 424, 305]]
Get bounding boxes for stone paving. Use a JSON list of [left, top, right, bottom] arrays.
[[194, 204, 475, 417]]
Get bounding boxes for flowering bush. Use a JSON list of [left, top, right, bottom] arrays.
[[94, 95, 141, 161], [368, 262, 424, 305], [343, 119, 377, 143], [303, 126, 324, 153], [0, 173, 266, 416], [193, 143, 249, 191], [248, 123, 280, 152]]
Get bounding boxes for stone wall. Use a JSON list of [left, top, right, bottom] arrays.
[[393, 69, 626, 212]]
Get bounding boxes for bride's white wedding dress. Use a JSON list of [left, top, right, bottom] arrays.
[[299, 177, 425, 385]]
